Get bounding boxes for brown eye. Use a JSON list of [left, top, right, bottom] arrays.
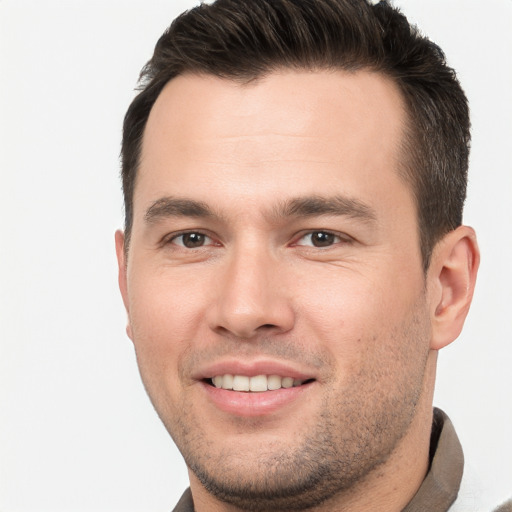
[[296, 231, 342, 248], [172, 232, 210, 248], [310, 232, 336, 247]]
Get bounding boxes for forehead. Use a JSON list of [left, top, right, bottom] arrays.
[[137, 69, 411, 220]]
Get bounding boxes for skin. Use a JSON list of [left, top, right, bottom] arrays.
[[116, 70, 479, 511]]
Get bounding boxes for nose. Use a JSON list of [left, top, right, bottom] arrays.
[[208, 245, 295, 340]]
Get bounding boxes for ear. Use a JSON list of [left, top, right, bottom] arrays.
[[428, 225, 479, 350], [115, 230, 134, 341]]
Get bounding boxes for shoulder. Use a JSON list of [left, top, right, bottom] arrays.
[[493, 499, 512, 512]]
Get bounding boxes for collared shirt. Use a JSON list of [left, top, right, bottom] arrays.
[[403, 408, 463, 511], [172, 408, 467, 512]]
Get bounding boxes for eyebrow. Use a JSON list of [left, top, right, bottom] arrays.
[[144, 194, 377, 225], [271, 195, 377, 224], [144, 197, 216, 224]]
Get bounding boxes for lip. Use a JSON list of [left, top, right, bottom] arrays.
[[200, 380, 315, 417], [193, 358, 317, 417]]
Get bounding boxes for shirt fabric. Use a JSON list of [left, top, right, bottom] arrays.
[[171, 408, 490, 512]]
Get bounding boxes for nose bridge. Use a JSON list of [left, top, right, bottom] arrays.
[[210, 238, 294, 338]]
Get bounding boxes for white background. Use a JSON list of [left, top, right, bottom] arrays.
[[0, 1, 511, 510]]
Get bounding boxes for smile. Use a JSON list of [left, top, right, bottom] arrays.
[[210, 374, 310, 392]]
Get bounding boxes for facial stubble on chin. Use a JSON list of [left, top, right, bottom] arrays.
[[148, 308, 431, 512]]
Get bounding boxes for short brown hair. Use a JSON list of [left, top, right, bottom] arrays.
[[121, 0, 470, 270]]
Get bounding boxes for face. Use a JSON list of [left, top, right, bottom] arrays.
[[117, 70, 433, 509]]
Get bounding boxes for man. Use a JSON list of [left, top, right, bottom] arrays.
[[115, 0, 486, 510]]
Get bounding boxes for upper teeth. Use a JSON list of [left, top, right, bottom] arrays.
[[212, 374, 305, 392]]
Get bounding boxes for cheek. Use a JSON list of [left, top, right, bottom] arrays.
[[295, 270, 391, 335], [294, 266, 425, 367], [129, 264, 209, 333], [126, 270, 209, 387]]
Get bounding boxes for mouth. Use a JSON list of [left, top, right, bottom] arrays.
[[195, 361, 317, 416], [206, 374, 315, 392]]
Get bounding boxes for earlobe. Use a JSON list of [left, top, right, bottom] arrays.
[[429, 226, 480, 351]]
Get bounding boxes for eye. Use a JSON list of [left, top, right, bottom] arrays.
[[170, 232, 213, 248], [295, 231, 346, 248]]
